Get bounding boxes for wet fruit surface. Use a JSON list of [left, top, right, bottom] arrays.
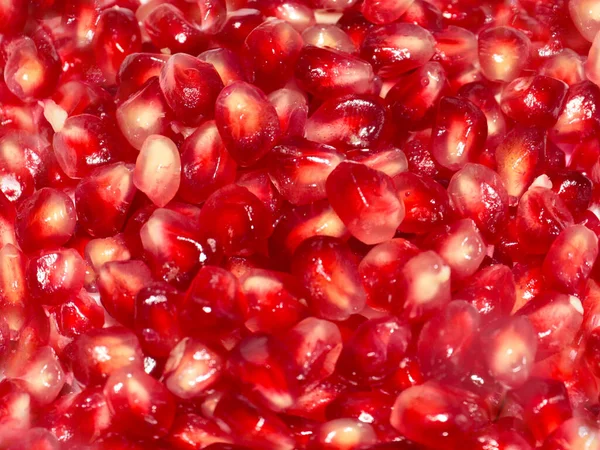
[[3, 1, 600, 449]]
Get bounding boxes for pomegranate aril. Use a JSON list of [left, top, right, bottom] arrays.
[[198, 48, 246, 86], [301, 25, 357, 54], [337, 316, 411, 385], [360, 23, 435, 78], [159, 53, 224, 126], [542, 224, 598, 295], [516, 187, 574, 255], [52, 289, 105, 338], [53, 113, 123, 179], [400, 250, 451, 322], [542, 417, 600, 449], [6, 428, 60, 450], [215, 81, 281, 167], [268, 88, 308, 138], [477, 26, 531, 83], [431, 96, 488, 172], [295, 46, 376, 98], [390, 381, 490, 449], [0, 381, 31, 446], [244, 19, 303, 91], [75, 162, 137, 237], [104, 365, 176, 440], [457, 264, 516, 322], [0, 0, 27, 36], [265, 1, 315, 33], [433, 26, 477, 76], [85, 234, 131, 273], [500, 75, 568, 128], [163, 338, 223, 399], [467, 422, 534, 450], [10, 346, 65, 406], [0, 244, 28, 333], [540, 49, 586, 86], [291, 236, 366, 320], [133, 134, 181, 208], [516, 291, 583, 360], [457, 82, 506, 145], [216, 9, 264, 50], [116, 52, 170, 103], [94, 7, 142, 86], [144, 3, 206, 55], [549, 170, 593, 219], [97, 260, 153, 327], [310, 419, 377, 449], [141, 208, 220, 287], [416, 300, 480, 382], [448, 163, 509, 240], [552, 80, 600, 145]]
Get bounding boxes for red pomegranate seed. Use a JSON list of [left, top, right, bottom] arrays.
[[477, 26, 531, 82], [326, 161, 404, 245], [540, 49, 586, 86], [6, 428, 60, 450], [291, 236, 366, 321], [116, 53, 169, 103], [133, 134, 181, 207], [168, 413, 232, 449], [97, 260, 153, 327], [244, 19, 303, 91], [360, 0, 412, 24], [52, 288, 105, 338], [239, 269, 307, 333], [386, 61, 447, 130], [295, 46, 376, 98], [0, 381, 31, 445], [143, 3, 206, 54], [390, 381, 490, 448], [302, 25, 357, 53], [515, 186, 574, 255], [457, 82, 507, 145], [84, 234, 131, 273], [517, 291, 583, 359], [0, 0, 27, 36], [268, 88, 309, 138], [265, 1, 316, 33], [456, 264, 516, 322], [400, 250, 451, 322], [163, 338, 223, 399], [10, 346, 65, 406], [360, 23, 435, 78], [215, 81, 281, 167], [431, 96, 488, 171], [159, 53, 224, 126], [310, 418, 377, 449], [542, 417, 600, 449], [0, 244, 28, 333], [500, 75, 568, 128], [337, 316, 411, 385], [75, 162, 136, 237], [359, 238, 420, 312], [268, 138, 344, 206], [416, 300, 480, 382], [305, 95, 388, 150], [53, 114, 123, 179], [236, 169, 284, 217], [550, 171, 593, 220], [393, 173, 450, 234], [467, 421, 534, 450], [216, 9, 264, 50], [542, 224, 598, 295], [104, 365, 176, 440], [433, 26, 477, 76], [198, 48, 246, 86], [71, 326, 144, 385], [552, 81, 600, 145]]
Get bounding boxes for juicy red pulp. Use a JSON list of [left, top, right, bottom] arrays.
[[1, 0, 600, 449]]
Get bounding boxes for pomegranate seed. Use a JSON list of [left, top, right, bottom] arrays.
[[52, 288, 105, 338], [302, 25, 357, 53], [360, 23, 435, 78], [457, 82, 507, 145], [542, 224, 599, 295], [393, 173, 450, 234], [133, 134, 181, 207], [216, 9, 264, 50], [552, 81, 600, 145], [144, 3, 206, 54], [116, 52, 170, 103], [295, 46, 376, 98], [159, 53, 224, 126], [0, 244, 28, 333], [97, 260, 153, 327], [390, 381, 490, 448], [198, 48, 246, 86], [584, 327, 600, 376], [456, 264, 516, 322], [93, 7, 142, 86], [0, 0, 27, 36], [431, 96, 488, 171], [168, 413, 232, 449], [337, 316, 411, 385], [6, 428, 60, 450], [326, 161, 404, 245], [53, 114, 123, 179], [71, 326, 144, 385], [215, 81, 281, 167], [543, 417, 600, 449], [540, 49, 586, 85], [163, 338, 223, 399], [448, 163, 509, 240], [244, 19, 303, 91], [265, 1, 315, 33], [359, 238, 420, 312], [550, 171, 593, 220], [467, 422, 534, 450], [433, 26, 477, 75], [478, 26, 531, 82], [291, 236, 366, 320], [517, 291, 583, 359], [516, 187, 574, 255], [85, 234, 131, 273], [400, 250, 451, 322], [500, 75, 568, 128], [75, 162, 137, 237], [0, 381, 31, 446], [10, 346, 65, 406], [268, 88, 308, 138], [268, 138, 344, 206], [141, 208, 220, 287], [310, 419, 377, 449], [104, 365, 176, 439]]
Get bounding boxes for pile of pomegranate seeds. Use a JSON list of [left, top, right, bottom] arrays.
[[4, 0, 600, 448]]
